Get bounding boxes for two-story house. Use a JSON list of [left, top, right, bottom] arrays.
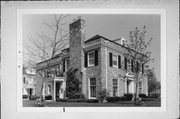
[[35, 18, 148, 100], [23, 68, 36, 97]]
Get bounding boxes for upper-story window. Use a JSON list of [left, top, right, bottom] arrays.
[[85, 50, 98, 67], [109, 52, 121, 69], [88, 51, 95, 66], [112, 54, 118, 68], [63, 59, 70, 72]]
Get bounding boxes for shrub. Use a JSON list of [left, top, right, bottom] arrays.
[[124, 93, 133, 101], [106, 97, 121, 102], [56, 98, 68, 102], [98, 89, 109, 103], [86, 99, 99, 103], [150, 93, 160, 98], [23, 95, 28, 99], [139, 94, 147, 98], [45, 95, 52, 100], [119, 96, 128, 101], [141, 98, 155, 101], [73, 93, 85, 99], [106, 96, 128, 102], [29, 95, 40, 100]]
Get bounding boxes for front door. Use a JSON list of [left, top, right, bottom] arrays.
[[56, 82, 60, 99]]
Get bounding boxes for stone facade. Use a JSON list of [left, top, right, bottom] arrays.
[[35, 18, 148, 100]]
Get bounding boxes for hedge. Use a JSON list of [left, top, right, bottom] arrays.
[[29, 95, 40, 100], [106, 96, 128, 102], [45, 95, 52, 100], [23, 95, 28, 99], [139, 94, 147, 98], [141, 98, 155, 101], [124, 93, 133, 101], [86, 99, 99, 103], [56, 98, 99, 103]]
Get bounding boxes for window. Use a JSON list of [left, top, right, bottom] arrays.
[[113, 79, 118, 96], [109, 52, 121, 68], [23, 77, 26, 84], [85, 50, 98, 67], [139, 82, 142, 94], [112, 54, 118, 67], [90, 78, 96, 98], [48, 85, 51, 94], [88, 51, 95, 66], [124, 57, 127, 70]]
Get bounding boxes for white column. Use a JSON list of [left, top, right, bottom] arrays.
[[42, 83, 45, 100], [125, 79, 127, 93], [54, 80, 56, 100]]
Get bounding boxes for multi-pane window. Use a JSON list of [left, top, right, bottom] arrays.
[[90, 78, 96, 98], [139, 82, 142, 94], [113, 79, 118, 96], [88, 51, 95, 66], [112, 54, 118, 67]]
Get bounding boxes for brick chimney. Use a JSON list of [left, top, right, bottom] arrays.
[[69, 17, 85, 72]]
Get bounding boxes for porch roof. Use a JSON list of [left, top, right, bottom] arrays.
[[44, 77, 65, 82]]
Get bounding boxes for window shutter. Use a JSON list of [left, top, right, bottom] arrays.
[[84, 53, 88, 67], [95, 50, 98, 66], [124, 57, 127, 70], [109, 52, 112, 67], [118, 55, 121, 68], [142, 63, 144, 74], [136, 61, 139, 73], [63, 60, 65, 72], [131, 59, 134, 72]]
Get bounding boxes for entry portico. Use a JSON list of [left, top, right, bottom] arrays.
[[43, 77, 66, 100]]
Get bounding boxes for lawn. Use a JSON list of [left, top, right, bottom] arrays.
[[23, 98, 161, 107]]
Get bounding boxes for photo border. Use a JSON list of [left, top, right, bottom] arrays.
[[17, 8, 166, 112]]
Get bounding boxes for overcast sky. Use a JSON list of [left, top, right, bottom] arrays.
[[23, 14, 160, 81]]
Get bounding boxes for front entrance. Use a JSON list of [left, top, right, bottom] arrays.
[[127, 80, 135, 94], [56, 82, 60, 99]]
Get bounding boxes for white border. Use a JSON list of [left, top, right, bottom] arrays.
[[17, 9, 166, 112]]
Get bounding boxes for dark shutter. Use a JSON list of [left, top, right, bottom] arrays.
[[142, 63, 144, 74], [95, 50, 98, 66], [63, 60, 65, 72], [109, 52, 112, 67], [124, 57, 127, 70], [131, 59, 134, 72], [118, 55, 121, 68], [85, 53, 88, 67], [136, 61, 139, 73]]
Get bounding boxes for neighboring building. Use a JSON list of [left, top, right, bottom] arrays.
[[36, 18, 148, 100], [23, 68, 36, 97]]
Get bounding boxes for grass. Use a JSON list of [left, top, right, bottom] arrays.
[[23, 98, 161, 107]]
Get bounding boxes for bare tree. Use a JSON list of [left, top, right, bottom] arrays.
[[23, 14, 69, 101], [125, 26, 153, 104]]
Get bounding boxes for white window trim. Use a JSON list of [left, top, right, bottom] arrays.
[[113, 79, 119, 97], [88, 51, 95, 67], [112, 54, 118, 68], [88, 78, 97, 99]]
